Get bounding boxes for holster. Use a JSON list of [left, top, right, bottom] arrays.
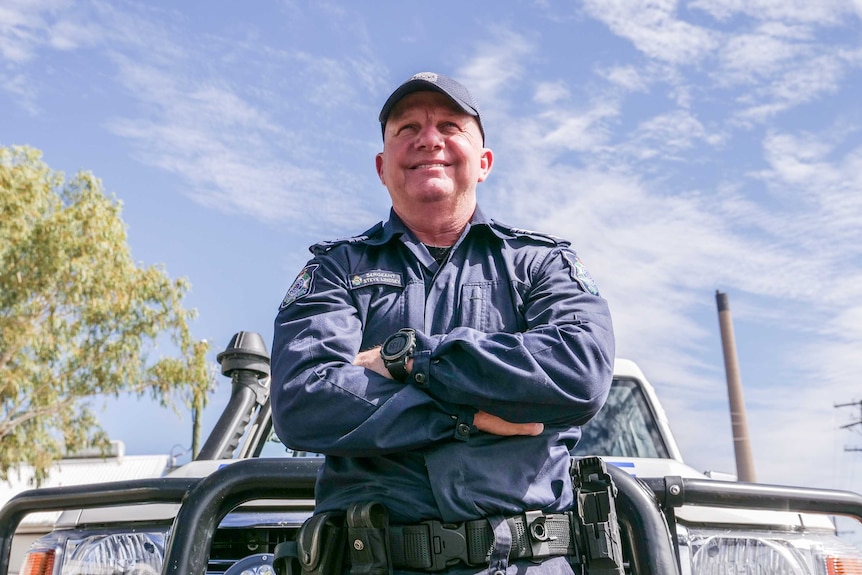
[[346, 501, 392, 575], [274, 511, 346, 575], [571, 456, 625, 575]]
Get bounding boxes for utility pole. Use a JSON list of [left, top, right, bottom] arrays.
[[835, 401, 862, 452], [715, 290, 757, 482]]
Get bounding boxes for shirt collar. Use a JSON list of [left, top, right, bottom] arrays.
[[383, 206, 493, 244]]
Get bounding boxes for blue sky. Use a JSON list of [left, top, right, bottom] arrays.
[[3, 0, 862, 508]]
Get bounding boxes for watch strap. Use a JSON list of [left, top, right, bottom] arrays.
[[385, 357, 410, 381]]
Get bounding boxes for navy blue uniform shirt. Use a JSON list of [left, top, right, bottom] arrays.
[[271, 207, 614, 524]]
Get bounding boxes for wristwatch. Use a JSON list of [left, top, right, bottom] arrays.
[[380, 328, 416, 381]]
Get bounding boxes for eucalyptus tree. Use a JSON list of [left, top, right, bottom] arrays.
[[0, 145, 212, 484]]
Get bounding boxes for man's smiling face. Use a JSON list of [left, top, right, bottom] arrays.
[[376, 91, 492, 215]]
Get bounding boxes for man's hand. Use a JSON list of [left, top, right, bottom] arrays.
[[474, 411, 543, 436], [354, 346, 414, 379], [354, 346, 389, 377]]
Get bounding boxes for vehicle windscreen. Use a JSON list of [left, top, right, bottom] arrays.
[[574, 377, 669, 459], [259, 377, 669, 459]]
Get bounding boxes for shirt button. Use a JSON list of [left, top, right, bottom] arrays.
[[414, 372, 426, 384], [457, 423, 471, 437]]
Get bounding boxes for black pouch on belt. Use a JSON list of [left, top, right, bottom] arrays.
[[290, 511, 346, 575], [346, 501, 392, 575]]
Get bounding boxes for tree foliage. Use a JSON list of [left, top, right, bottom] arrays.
[[0, 145, 212, 484]]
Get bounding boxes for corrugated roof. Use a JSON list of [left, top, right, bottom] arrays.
[[1, 448, 171, 528]]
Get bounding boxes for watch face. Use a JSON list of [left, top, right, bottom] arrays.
[[383, 333, 408, 356]]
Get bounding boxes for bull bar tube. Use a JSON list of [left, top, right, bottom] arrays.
[[2, 459, 862, 575]]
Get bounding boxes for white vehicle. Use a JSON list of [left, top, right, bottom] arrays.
[[2, 332, 861, 575]]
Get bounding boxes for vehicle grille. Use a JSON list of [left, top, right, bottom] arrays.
[[206, 526, 299, 574]]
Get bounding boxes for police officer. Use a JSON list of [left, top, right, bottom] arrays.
[[272, 72, 615, 574]]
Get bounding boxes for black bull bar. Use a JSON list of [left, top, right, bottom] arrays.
[[1, 458, 861, 575]]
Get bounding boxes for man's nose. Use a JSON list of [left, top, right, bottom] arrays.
[[415, 125, 443, 149]]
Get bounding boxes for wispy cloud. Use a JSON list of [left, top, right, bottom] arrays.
[[72, 2, 392, 231], [581, 0, 862, 126], [0, 0, 67, 63], [582, 0, 720, 65], [0, 72, 40, 115], [597, 65, 650, 93], [732, 50, 853, 123], [458, 26, 534, 110], [106, 54, 376, 229], [689, 0, 858, 26], [2, 1, 387, 230], [716, 23, 812, 84], [756, 131, 862, 250], [706, 5, 861, 124], [0, 0, 101, 61], [622, 110, 728, 161], [0, 0, 100, 111]]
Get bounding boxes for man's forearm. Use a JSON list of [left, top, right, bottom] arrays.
[[353, 347, 542, 437]]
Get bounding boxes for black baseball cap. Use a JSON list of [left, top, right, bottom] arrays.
[[378, 72, 485, 143]]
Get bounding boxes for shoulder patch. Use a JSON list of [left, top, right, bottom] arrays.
[[279, 264, 319, 309], [563, 253, 600, 296]]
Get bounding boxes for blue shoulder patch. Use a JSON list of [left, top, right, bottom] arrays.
[[562, 252, 600, 296], [279, 264, 319, 309]]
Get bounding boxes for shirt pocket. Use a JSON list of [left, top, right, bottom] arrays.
[[459, 281, 519, 332], [357, 279, 428, 347]]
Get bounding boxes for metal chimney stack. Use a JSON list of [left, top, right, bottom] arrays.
[[715, 290, 757, 482]]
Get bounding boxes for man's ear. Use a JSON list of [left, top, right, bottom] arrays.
[[477, 148, 494, 182], [375, 152, 385, 184]]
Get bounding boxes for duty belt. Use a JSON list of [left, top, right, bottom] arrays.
[[388, 511, 576, 571]]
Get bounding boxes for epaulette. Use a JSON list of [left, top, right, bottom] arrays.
[[488, 220, 569, 246], [309, 222, 385, 256]]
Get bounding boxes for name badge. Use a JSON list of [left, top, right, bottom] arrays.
[[350, 270, 403, 289]]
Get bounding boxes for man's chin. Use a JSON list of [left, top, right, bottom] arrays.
[[405, 182, 455, 200]]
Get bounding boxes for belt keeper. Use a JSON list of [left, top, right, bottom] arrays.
[[525, 511, 574, 560], [527, 510, 554, 558]]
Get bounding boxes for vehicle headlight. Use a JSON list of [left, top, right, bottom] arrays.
[[683, 527, 862, 575], [20, 529, 169, 575], [63, 532, 167, 574]]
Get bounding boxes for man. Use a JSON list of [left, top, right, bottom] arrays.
[[272, 72, 614, 574]]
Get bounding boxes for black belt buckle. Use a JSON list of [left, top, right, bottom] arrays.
[[421, 520, 470, 571]]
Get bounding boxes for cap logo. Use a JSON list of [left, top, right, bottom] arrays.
[[412, 72, 438, 83]]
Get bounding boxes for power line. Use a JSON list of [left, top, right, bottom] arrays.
[[836, 401, 862, 451]]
